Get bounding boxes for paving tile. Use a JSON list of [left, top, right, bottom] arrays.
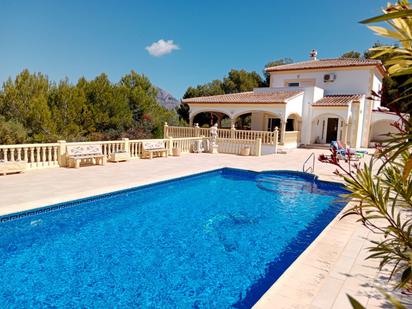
[[301, 242, 343, 272], [341, 275, 375, 298], [329, 254, 356, 281], [254, 292, 311, 309], [311, 277, 344, 308], [341, 238, 365, 259], [332, 289, 369, 309]]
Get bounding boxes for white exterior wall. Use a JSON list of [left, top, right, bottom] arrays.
[[369, 111, 401, 145], [285, 93, 304, 119], [339, 96, 364, 148], [358, 70, 383, 146], [270, 68, 373, 95], [300, 87, 324, 145], [372, 72, 383, 109]]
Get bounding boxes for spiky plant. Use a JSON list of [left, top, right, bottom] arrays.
[[320, 1, 412, 307]]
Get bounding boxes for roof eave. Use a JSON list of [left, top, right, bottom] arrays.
[[185, 101, 288, 105], [265, 63, 386, 75], [311, 104, 350, 107]]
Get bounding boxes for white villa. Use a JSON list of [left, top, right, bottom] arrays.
[[183, 51, 400, 148]]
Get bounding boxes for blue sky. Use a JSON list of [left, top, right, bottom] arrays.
[[1, 0, 391, 98]]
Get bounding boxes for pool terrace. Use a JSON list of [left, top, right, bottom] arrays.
[[0, 149, 409, 308]]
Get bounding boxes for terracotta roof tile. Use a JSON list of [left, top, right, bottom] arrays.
[[265, 58, 385, 74], [182, 90, 303, 104], [312, 94, 363, 107]]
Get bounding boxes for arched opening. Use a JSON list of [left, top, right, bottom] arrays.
[[284, 113, 302, 146], [235, 113, 252, 130], [286, 113, 302, 131], [311, 114, 345, 144], [233, 111, 282, 131], [370, 120, 398, 143], [192, 111, 231, 128]]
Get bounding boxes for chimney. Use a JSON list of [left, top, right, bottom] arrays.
[[310, 49, 318, 60]]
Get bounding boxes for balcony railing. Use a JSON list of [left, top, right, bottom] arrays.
[[164, 124, 277, 145], [0, 136, 265, 171]]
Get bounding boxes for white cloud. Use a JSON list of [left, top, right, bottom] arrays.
[[145, 39, 179, 57]]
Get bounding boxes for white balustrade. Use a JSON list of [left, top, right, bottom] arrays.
[[129, 140, 143, 158], [166, 125, 276, 145], [0, 132, 267, 172], [217, 138, 259, 156], [0, 143, 60, 169], [172, 137, 202, 153], [165, 126, 196, 138]]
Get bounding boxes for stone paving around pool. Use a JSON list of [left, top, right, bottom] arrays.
[[0, 149, 410, 308]]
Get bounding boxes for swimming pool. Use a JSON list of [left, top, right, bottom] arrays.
[[0, 168, 347, 308]]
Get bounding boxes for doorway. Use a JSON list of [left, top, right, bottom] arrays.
[[326, 118, 339, 143], [267, 118, 280, 131]]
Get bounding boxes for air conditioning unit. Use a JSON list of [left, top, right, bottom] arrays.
[[324, 73, 336, 83]]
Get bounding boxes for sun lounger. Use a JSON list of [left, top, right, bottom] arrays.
[[330, 141, 367, 161]]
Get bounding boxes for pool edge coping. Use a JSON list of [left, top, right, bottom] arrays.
[[0, 167, 345, 221], [252, 194, 368, 308]]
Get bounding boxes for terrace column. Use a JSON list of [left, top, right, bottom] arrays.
[[57, 140, 67, 167], [274, 127, 279, 154], [342, 121, 349, 147], [217, 114, 222, 128], [280, 120, 286, 145], [121, 138, 130, 153], [168, 137, 174, 156], [164, 122, 169, 138], [230, 119, 236, 128], [255, 138, 262, 157]]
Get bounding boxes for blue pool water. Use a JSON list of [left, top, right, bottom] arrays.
[[0, 168, 347, 308]]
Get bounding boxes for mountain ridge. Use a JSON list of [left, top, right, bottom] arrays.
[[156, 87, 180, 110]]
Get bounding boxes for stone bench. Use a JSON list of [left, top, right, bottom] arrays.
[[66, 144, 106, 168], [0, 161, 26, 176], [142, 141, 168, 159]]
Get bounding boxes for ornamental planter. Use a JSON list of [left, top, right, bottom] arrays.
[[172, 148, 181, 156], [240, 147, 251, 156]]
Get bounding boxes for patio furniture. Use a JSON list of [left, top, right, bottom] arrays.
[[192, 139, 204, 153], [142, 141, 168, 159], [108, 151, 130, 163], [330, 141, 367, 161], [66, 144, 106, 168], [202, 139, 210, 153], [0, 161, 26, 176]]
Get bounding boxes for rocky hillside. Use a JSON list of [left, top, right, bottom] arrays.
[[156, 87, 180, 110]]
